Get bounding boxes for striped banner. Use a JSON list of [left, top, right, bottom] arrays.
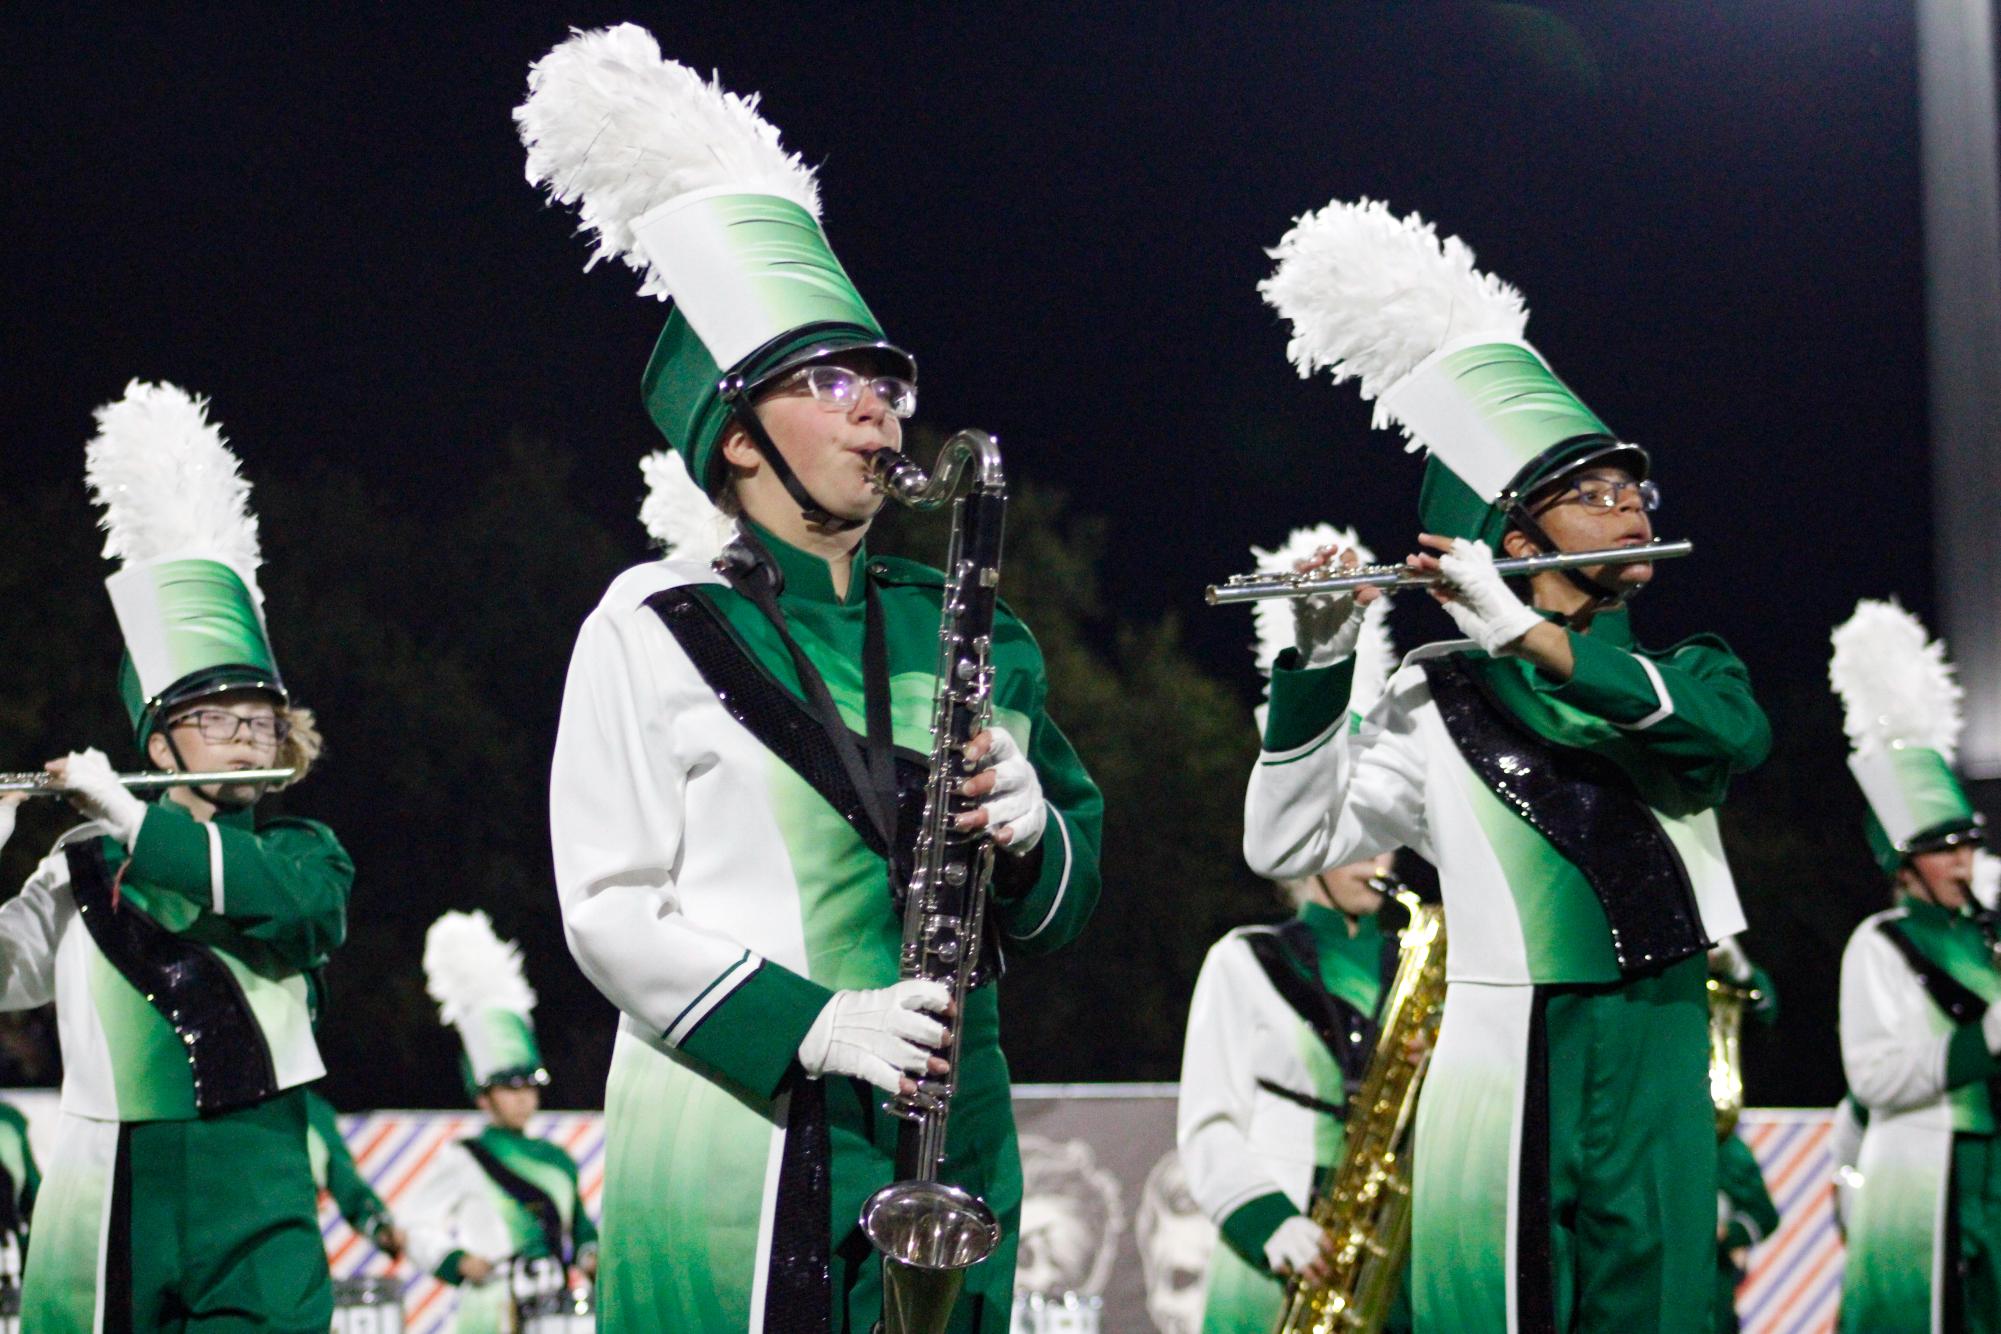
[[318, 1101, 1847, 1332], [1736, 1110, 1844, 1334]]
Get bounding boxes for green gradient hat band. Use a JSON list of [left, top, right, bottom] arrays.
[[632, 190, 885, 373], [1849, 745, 1980, 852], [1380, 335, 1617, 502], [106, 557, 280, 714], [460, 1007, 545, 1088]]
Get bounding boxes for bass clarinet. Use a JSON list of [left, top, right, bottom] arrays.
[[858, 431, 1008, 1334]]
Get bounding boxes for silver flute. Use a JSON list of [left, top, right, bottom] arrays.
[[1204, 539, 1694, 606], [0, 768, 296, 797]]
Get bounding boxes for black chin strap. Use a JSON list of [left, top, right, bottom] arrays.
[[159, 730, 252, 813], [722, 386, 867, 533], [1501, 500, 1631, 617]]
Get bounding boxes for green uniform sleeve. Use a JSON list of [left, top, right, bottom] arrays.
[[1947, 1023, 2001, 1088], [307, 1092, 392, 1238], [435, 1249, 469, 1285], [1543, 634, 1771, 775], [1260, 652, 1357, 754], [992, 711, 1103, 957], [1219, 1191, 1300, 1273], [126, 803, 352, 971], [676, 961, 836, 1101], [570, 1157, 598, 1253], [1716, 1134, 1779, 1248]]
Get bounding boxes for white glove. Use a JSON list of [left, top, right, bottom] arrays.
[[1982, 1000, 2001, 1056], [1295, 595, 1370, 670], [973, 728, 1046, 854], [797, 980, 952, 1094], [55, 749, 146, 850], [1263, 1215, 1327, 1276], [1434, 540, 1545, 656], [0, 797, 19, 854], [1709, 936, 1753, 985]]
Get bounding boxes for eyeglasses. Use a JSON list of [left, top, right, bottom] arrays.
[[168, 709, 290, 746], [1535, 475, 1661, 515], [773, 365, 918, 420]]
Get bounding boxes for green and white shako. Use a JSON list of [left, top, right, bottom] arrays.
[[1260, 196, 1648, 553], [1832, 599, 1987, 874], [423, 910, 550, 1101], [83, 380, 286, 743]]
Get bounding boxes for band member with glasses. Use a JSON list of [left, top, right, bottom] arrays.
[[406, 912, 597, 1333], [0, 382, 350, 1333], [1832, 600, 2000, 1334], [1249, 199, 1769, 1331], [522, 27, 1102, 1332]]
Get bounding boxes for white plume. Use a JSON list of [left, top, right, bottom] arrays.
[[1259, 198, 1526, 437], [516, 22, 821, 298], [1247, 524, 1397, 711], [1829, 598, 1964, 761], [422, 910, 537, 1028], [639, 450, 737, 564], [83, 380, 262, 579]]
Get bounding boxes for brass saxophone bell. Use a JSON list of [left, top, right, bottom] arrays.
[[861, 1180, 1000, 1334]]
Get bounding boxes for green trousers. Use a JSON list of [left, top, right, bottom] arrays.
[[1413, 956, 1713, 1332], [22, 1088, 331, 1333], [1953, 1136, 2001, 1333]]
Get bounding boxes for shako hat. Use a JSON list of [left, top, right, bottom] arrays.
[[423, 910, 550, 1099], [1259, 198, 1647, 555], [516, 23, 913, 508], [1830, 598, 1986, 874], [83, 381, 285, 742]]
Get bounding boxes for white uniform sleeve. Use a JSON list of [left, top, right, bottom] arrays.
[[1839, 922, 1959, 1114], [0, 848, 74, 1012], [550, 605, 781, 1043], [1243, 669, 1430, 881], [1177, 940, 1290, 1225], [402, 1143, 481, 1278]]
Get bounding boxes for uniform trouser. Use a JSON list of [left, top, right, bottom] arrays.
[[21, 1089, 331, 1334], [596, 986, 1021, 1332], [1411, 956, 1713, 1332]]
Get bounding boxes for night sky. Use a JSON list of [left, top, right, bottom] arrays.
[[3, 6, 1939, 1098]]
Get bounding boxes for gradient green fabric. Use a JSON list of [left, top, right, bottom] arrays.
[[595, 522, 1100, 1332], [459, 1009, 546, 1097], [110, 558, 281, 738], [1415, 437, 1645, 553], [1861, 747, 1983, 873]]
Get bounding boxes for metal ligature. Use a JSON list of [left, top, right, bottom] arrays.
[[1275, 889, 1447, 1334], [1206, 539, 1694, 606], [858, 431, 1007, 1334], [0, 768, 295, 796]]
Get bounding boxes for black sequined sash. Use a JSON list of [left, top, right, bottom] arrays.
[[1422, 655, 1709, 974], [66, 839, 280, 1114]]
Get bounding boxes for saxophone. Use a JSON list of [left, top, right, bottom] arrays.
[[1706, 976, 1761, 1139], [1275, 889, 1447, 1334], [857, 431, 1008, 1334]]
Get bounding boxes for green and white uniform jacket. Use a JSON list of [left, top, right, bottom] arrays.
[[1243, 609, 1768, 1331], [1838, 897, 2001, 1333], [0, 800, 349, 1122], [550, 525, 1103, 1332], [1177, 903, 1389, 1332], [404, 1125, 598, 1334]]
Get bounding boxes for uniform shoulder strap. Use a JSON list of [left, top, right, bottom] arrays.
[[1876, 918, 1989, 1025]]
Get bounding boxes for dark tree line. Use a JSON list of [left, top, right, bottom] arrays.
[[0, 434, 1949, 1110]]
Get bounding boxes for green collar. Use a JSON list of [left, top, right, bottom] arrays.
[[1298, 899, 1382, 952], [145, 796, 257, 831], [1900, 893, 1976, 930], [744, 518, 869, 607]]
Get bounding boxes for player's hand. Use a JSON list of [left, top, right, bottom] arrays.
[[798, 981, 953, 1096], [45, 750, 145, 849], [1414, 535, 1543, 656], [458, 1253, 496, 1284], [956, 729, 1046, 852], [1291, 546, 1383, 668]]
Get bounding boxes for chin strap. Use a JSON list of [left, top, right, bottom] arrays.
[[1500, 500, 1632, 617], [721, 379, 866, 533], [159, 730, 253, 813]]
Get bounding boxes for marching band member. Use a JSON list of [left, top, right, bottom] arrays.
[[522, 26, 1102, 1331], [0, 382, 350, 1331], [1247, 199, 1769, 1331], [405, 912, 596, 1333], [1179, 524, 1411, 1333], [1832, 599, 1998, 1333]]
